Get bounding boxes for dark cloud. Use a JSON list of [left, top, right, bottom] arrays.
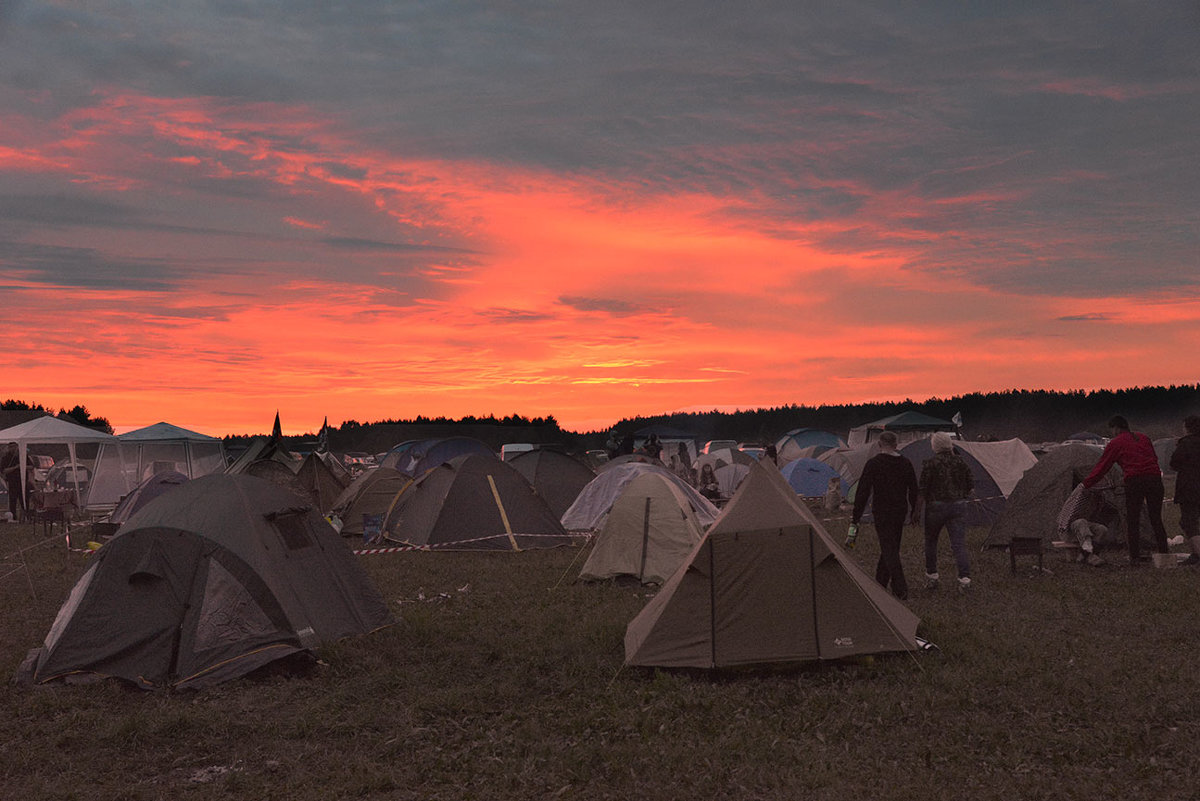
[[320, 236, 472, 254], [0, 240, 187, 292], [1058, 313, 1115, 322], [558, 296, 647, 316]]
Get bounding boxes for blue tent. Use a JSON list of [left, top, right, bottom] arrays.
[[780, 458, 848, 497], [378, 437, 495, 477]]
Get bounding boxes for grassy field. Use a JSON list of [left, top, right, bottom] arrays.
[[3, 506, 1200, 801]]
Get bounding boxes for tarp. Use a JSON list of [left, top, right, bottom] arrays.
[[624, 460, 919, 669]]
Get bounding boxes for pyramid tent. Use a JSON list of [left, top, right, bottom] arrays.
[[331, 467, 414, 539], [624, 461, 920, 669], [20, 473, 392, 690], [580, 471, 706, 585], [982, 442, 1135, 549], [508, 449, 596, 519], [383, 453, 578, 550], [561, 462, 719, 532], [294, 451, 349, 513]]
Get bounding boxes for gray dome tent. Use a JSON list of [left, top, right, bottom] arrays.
[[19, 474, 391, 690]]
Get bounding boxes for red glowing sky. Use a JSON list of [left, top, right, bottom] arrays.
[[1, 5, 1197, 435]]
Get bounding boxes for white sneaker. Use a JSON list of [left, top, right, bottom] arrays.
[[957, 577, 972, 593]]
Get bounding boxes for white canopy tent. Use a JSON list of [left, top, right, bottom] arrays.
[[0, 416, 119, 509], [87, 422, 227, 509]]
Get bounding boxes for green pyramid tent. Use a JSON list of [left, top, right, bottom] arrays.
[[624, 460, 919, 669]]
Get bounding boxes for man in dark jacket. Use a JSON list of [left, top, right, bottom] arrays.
[[851, 431, 918, 600], [1083, 415, 1169, 563], [1171, 415, 1200, 564]]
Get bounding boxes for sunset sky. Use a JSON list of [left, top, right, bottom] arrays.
[[2, 2, 1198, 435]]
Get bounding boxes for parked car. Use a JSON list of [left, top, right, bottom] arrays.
[[29, 454, 55, 484], [44, 460, 91, 492]]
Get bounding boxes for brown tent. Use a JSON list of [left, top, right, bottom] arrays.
[[624, 460, 920, 669]]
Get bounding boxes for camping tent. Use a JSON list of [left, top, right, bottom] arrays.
[[579, 471, 706, 585], [624, 460, 920, 669], [780, 458, 848, 497], [775, 429, 846, 463], [847, 412, 956, 448], [0, 416, 119, 510], [88, 422, 226, 509], [383, 453, 577, 550], [330, 467, 413, 540], [378, 437, 495, 478], [896, 438, 1036, 528], [561, 462, 720, 532], [507, 449, 596, 519], [102, 471, 190, 533], [982, 443, 1132, 549], [294, 452, 349, 513], [19, 473, 392, 689], [713, 463, 751, 499]]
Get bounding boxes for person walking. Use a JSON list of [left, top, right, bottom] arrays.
[[1082, 415, 1169, 565], [919, 432, 975, 592], [1170, 415, 1200, 565], [849, 431, 918, 600]]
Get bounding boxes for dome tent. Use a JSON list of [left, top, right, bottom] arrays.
[[579, 471, 706, 585], [18, 474, 392, 690], [383, 453, 577, 550], [508, 449, 596, 519]]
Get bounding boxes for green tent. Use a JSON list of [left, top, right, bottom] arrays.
[[19, 474, 391, 690], [624, 460, 919, 669]]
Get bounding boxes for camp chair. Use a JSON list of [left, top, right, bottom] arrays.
[[30, 489, 75, 536]]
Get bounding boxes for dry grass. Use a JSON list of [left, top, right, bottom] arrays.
[[3, 505, 1200, 800]]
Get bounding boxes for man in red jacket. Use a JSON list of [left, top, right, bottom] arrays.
[[1082, 415, 1169, 563]]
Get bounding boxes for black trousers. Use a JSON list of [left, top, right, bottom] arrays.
[[873, 511, 908, 599], [1125, 474, 1169, 557]]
